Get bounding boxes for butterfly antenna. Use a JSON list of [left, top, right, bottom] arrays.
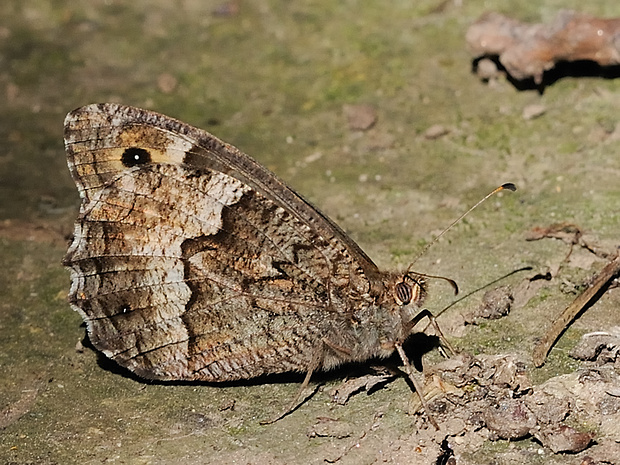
[[405, 183, 517, 277]]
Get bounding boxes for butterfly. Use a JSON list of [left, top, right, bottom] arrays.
[[63, 103, 513, 426]]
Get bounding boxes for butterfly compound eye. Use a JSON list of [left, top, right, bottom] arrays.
[[121, 147, 152, 167], [395, 281, 413, 305]]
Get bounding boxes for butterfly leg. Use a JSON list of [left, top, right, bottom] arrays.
[[407, 308, 456, 356], [394, 342, 440, 430], [399, 308, 458, 430], [320, 337, 353, 357], [259, 345, 325, 425]]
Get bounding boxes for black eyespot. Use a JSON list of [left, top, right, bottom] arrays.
[[121, 147, 152, 167]]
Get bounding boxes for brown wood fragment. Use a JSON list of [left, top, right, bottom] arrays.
[[533, 254, 620, 367], [466, 10, 620, 85], [525, 222, 582, 244], [329, 370, 396, 405]]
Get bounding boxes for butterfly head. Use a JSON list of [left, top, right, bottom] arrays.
[[387, 272, 428, 331]]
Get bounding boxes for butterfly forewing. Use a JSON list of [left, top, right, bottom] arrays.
[[64, 104, 400, 381]]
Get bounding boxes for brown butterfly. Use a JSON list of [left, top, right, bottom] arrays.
[[64, 103, 513, 426]]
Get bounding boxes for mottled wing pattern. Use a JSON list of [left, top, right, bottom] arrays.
[[63, 103, 383, 381]]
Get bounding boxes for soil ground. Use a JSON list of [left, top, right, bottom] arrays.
[[1, 1, 619, 464]]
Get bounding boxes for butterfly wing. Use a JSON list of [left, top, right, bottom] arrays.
[[64, 103, 384, 381]]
